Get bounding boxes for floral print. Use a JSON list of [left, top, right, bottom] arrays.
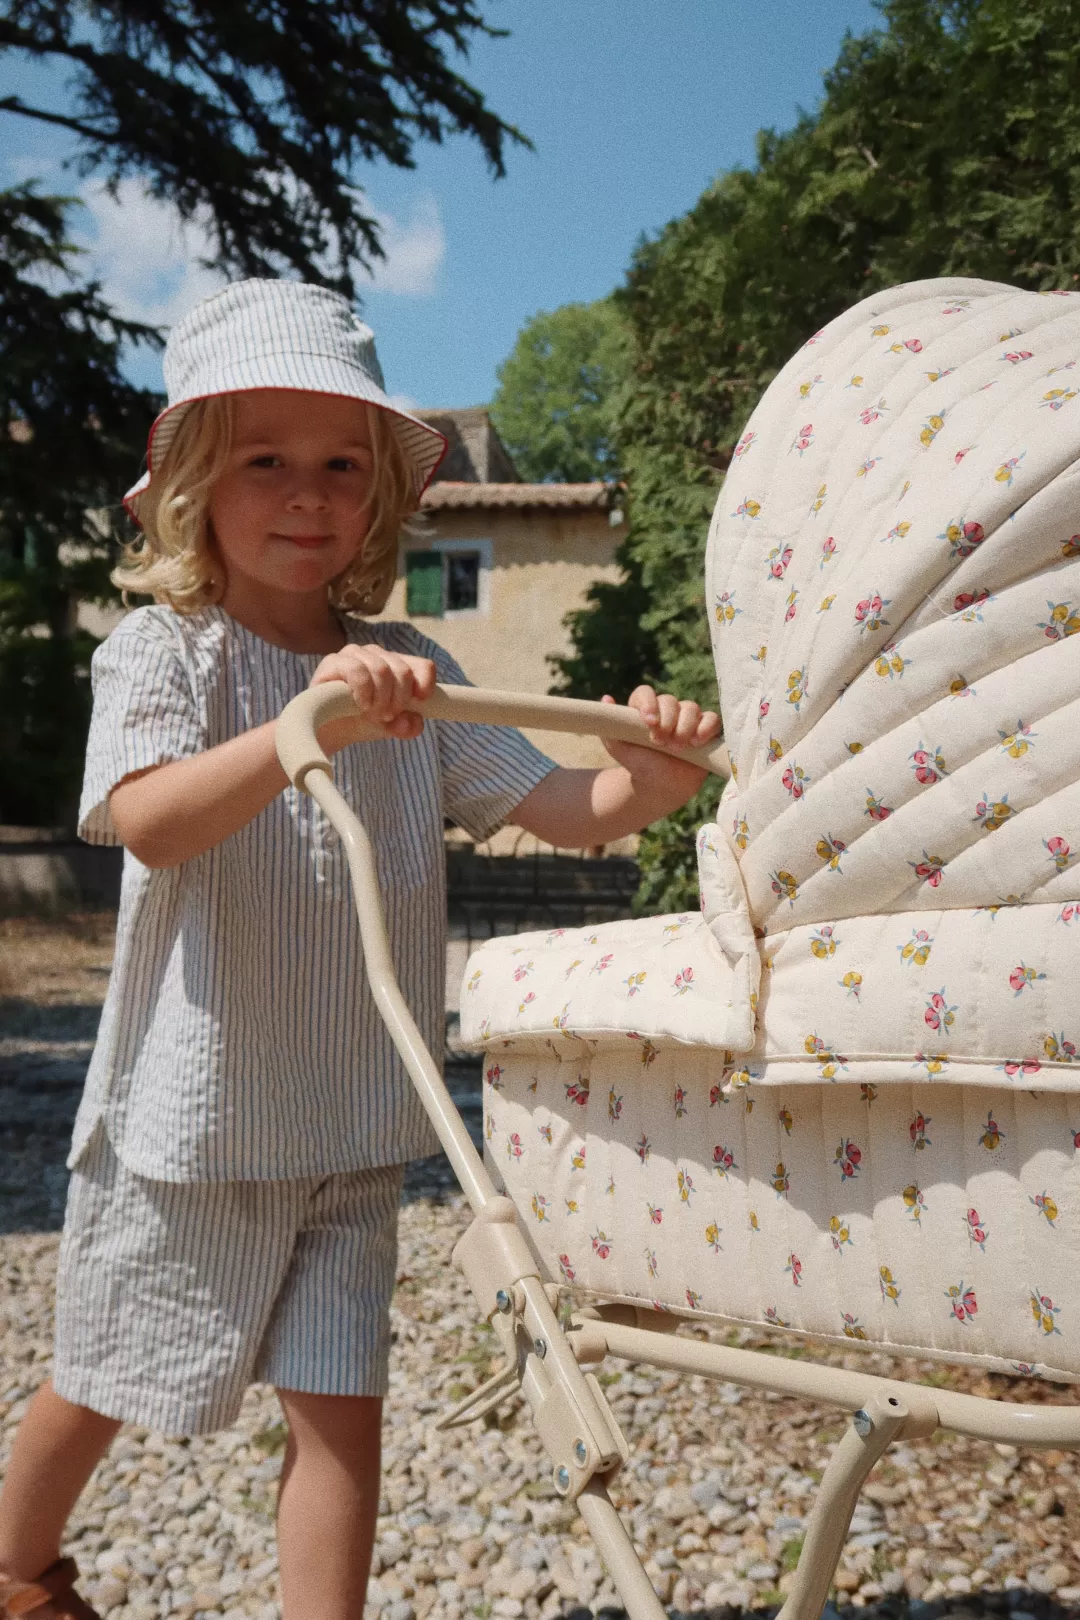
[[911, 745, 948, 785], [1039, 601, 1080, 640], [463, 279, 1080, 1390], [946, 1282, 978, 1325], [900, 930, 933, 967], [478, 1048, 1080, 1381]]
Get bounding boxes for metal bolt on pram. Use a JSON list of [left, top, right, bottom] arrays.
[[533, 1336, 548, 1359], [554, 1465, 571, 1494], [853, 1408, 872, 1437], [574, 1438, 588, 1465], [495, 1289, 512, 1314]]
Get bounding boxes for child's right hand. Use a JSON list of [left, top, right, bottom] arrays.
[[311, 644, 438, 751]]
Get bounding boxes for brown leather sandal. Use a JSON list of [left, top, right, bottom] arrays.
[[0, 1559, 100, 1619]]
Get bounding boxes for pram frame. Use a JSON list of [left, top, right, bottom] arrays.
[[277, 681, 1080, 1620]]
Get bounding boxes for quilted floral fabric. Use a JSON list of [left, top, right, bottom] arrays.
[[713, 275, 1080, 1093], [482, 1051, 1080, 1380], [464, 278, 1080, 1370]]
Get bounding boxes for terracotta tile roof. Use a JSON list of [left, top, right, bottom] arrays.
[[420, 480, 614, 511]]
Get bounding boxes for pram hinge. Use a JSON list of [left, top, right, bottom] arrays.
[[454, 1200, 629, 1499]]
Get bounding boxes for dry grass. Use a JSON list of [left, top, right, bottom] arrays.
[[0, 912, 115, 1007]]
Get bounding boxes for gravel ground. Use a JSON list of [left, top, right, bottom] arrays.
[[4, 915, 1080, 1620]]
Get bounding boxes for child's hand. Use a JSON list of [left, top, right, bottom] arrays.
[[601, 686, 721, 785], [512, 685, 722, 846], [311, 644, 437, 750]]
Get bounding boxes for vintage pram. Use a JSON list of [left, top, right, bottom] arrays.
[[277, 278, 1080, 1620]]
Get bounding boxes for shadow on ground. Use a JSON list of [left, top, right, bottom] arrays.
[[556, 1596, 1078, 1619]]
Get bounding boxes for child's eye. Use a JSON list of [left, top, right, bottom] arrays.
[[248, 454, 282, 469], [327, 455, 370, 472]]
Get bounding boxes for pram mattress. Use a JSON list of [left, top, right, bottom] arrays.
[[482, 1043, 1080, 1382]]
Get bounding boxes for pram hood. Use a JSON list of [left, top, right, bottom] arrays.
[[463, 277, 1080, 1094], [712, 276, 1080, 1091]]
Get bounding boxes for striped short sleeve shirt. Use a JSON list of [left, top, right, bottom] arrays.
[[73, 604, 557, 1183]]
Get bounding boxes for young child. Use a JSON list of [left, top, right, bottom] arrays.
[[0, 280, 719, 1620]]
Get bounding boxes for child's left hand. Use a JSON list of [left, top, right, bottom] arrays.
[[600, 686, 721, 783], [512, 685, 723, 846]]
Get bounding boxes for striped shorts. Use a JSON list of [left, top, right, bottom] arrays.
[[53, 1125, 403, 1436]]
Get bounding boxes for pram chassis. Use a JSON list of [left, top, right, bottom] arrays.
[[277, 681, 1080, 1620]]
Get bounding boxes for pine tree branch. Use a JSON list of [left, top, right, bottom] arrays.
[[0, 1, 531, 289], [0, 94, 107, 142]]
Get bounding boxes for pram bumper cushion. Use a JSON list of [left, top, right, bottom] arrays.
[[460, 905, 757, 1057], [470, 890, 1080, 1381]]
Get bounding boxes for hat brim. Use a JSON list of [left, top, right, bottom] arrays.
[[123, 379, 447, 523]]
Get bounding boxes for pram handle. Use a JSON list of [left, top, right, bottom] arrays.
[[276, 679, 729, 792]]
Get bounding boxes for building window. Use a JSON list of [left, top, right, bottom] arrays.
[[403, 541, 491, 617], [446, 550, 480, 611]]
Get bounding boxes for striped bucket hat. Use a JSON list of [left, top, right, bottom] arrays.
[[124, 279, 446, 519]]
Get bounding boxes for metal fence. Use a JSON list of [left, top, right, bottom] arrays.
[[446, 840, 639, 944]]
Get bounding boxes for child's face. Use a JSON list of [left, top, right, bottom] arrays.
[[209, 390, 375, 602]]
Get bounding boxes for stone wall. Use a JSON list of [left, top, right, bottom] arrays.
[[0, 829, 122, 914], [0, 830, 638, 936]]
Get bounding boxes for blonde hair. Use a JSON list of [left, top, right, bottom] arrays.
[[113, 393, 417, 616]]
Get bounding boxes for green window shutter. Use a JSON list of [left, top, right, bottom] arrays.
[[405, 551, 444, 616]]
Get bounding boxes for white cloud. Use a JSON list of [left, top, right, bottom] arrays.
[[58, 179, 444, 345], [362, 196, 445, 297], [74, 179, 227, 330]]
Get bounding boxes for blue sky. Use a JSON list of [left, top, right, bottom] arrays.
[[3, 0, 880, 407]]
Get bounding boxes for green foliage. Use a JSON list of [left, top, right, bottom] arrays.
[[0, 187, 158, 825], [780, 1536, 806, 1575], [548, 536, 662, 703], [632, 781, 723, 917], [0, 1, 523, 823], [490, 299, 629, 483], [570, 0, 1080, 907], [0, 630, 99, 827]]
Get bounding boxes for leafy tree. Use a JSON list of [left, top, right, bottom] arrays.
[[490, 298, 628, 483], [0, 187, 158, 825], [1, 0, 525, 824], [569, 0, 1080, 908], [547, 536, 661, 706]]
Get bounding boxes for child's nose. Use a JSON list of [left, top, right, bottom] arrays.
[[285, 475, 330, 511]]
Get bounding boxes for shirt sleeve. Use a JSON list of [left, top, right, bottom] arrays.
[[78, 618, 206, 845], [421, 637, 559, 842]]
